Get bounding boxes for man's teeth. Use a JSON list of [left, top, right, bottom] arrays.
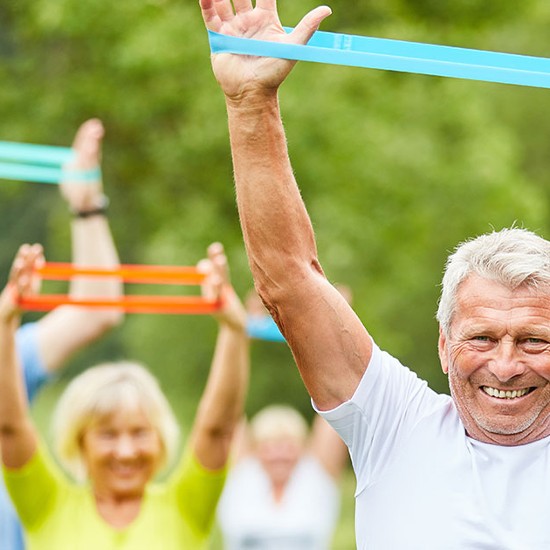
[[482, 387, 530, 399]]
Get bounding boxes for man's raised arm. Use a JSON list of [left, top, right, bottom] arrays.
[[200, 0, 371, 409]]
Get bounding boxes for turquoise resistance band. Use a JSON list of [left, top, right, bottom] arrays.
[[247, 315, 286, 343], [208, 29, 550, 89], [0, 141, 101, 184]]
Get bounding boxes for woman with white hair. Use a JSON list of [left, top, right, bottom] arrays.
[[0, 241, 249, 549], [218, 287, 352, 549], [217, 404, 348, 549]]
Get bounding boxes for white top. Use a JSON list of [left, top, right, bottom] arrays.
[[217, 456, 340, 549], [317, 343, 550, 550]]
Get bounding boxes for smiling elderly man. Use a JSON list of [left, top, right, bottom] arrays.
[[437, 234, 550, 447], [200, 0, 550, 547]]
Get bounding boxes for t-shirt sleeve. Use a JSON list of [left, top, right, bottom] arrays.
[[171, 446, 227, 538], [2, 442, 61, 530], [15, 323, 50, 402], [314, 343, 448, 491]]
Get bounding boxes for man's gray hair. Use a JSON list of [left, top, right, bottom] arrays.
[[436, 227, 550, 334]]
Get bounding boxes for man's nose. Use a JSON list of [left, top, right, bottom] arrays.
[[488, 341, 526, 382]]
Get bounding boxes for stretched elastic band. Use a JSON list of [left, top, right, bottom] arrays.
[[60, 166, 102, 183], [37, 262, 207, 285], [0, 141, 101, 184], [0, 163, 65, 184], [18, 295, 222, 315], [247, 315, 286, 342], [19, 262, 221, 315], [0, 163, 101, 184], [0, 142, 74, 165], [208, 29, 550, 88]]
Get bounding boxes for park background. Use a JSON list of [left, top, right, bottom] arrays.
[[2, 0, 550, 547]]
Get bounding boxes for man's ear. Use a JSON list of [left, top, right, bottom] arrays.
[[438, 326, 449, 375]]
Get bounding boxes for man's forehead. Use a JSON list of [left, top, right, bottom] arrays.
[[457, 274, 550, 299]]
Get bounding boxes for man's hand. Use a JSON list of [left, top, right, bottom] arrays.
[[200, 0, 332, 100]]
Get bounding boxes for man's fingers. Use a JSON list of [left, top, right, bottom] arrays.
[[213, 0, 236, 23], [232, 0, 253, 16], [200, 0, 221, 30], [255, 0, 277, 13], [291, 5, 332, 45]]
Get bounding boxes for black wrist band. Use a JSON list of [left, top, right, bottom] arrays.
[[71, 195, 109, 218]]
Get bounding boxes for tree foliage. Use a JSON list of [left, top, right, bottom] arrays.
[[2, 0, 550, 428]]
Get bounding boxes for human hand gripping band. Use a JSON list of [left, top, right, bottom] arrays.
[[17, 263, 223, 314], [0, 141, 101, 184], [208, 29, 550, 89]]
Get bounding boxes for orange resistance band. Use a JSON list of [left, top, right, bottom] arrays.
[[17, 262, 222, 314]]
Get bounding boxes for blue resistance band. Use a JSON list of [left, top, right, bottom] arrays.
[[0, 163, 102, 184], [0, 141, 101, 184], [208, 29, 550, 89], [247, 315, 286, 342], [0, 141, 75, 165]]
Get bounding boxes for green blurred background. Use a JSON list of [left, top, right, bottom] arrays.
[[3, 0, 550, 547]]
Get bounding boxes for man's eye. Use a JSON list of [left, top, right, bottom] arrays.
[[523, 337, 548, 347], [468, 336, 494, 349]]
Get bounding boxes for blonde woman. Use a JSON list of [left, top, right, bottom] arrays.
[[1, 118, 123, 550], [0, 242, 249, 549]]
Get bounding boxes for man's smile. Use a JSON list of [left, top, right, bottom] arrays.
[[481, 386, 534, 399]]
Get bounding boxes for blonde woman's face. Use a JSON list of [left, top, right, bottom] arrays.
[[81, 406, 163, 499]]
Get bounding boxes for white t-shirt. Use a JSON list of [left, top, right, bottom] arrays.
[[217, 455, 340, 549], [317, 343, 550, 550]]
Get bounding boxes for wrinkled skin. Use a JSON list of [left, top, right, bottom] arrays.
[[439, 275, 550, 446]]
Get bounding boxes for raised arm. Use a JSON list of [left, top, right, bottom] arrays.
[[189, 243, 249, 470], [0, 245, 42, 468], [200, 0, 371, 410], [35, 119, 123, 372]]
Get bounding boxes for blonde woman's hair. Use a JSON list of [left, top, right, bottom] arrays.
[[52, 361, 180, 482], [250, 404, 308, 446]]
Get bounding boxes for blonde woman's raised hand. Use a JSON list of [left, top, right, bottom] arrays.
[[198, 242, 247, 331], [0, 244, 44, 323]]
